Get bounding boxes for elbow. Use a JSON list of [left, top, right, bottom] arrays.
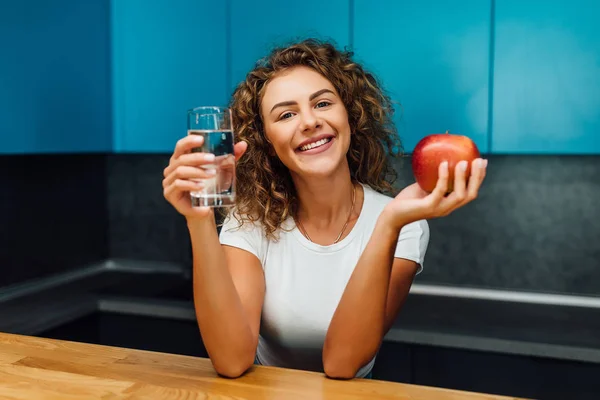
[[322, 355, 359, 380], [213, 359, 252, 378], [323, 340, 380, 380], [212, 351, 255, 378], [323, 362, 358, 380]]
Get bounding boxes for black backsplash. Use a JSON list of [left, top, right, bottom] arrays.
[[0, 154, 108, 287], [107, 154, 191, 267], [106, 154, 600, 296], [390, 155, 600, 296], [2, 153, 599, 296]]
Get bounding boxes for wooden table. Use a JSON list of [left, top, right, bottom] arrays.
[[0, 332, 525, 399]]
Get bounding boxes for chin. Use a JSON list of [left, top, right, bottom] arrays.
[[295, 156, 348, 179]]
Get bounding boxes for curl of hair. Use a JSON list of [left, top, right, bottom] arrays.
[[225, 38, 403, 240]]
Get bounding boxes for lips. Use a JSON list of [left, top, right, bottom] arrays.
[[296, 134, 335, 152], [298, 137, 332, 151]]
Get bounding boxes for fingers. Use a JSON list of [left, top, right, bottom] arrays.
[[420, 158, 488, 217], [163, 178, 204, 201], [163, 180, 213, 218], [162, 134, 227, 218], [425, 161, 450, 208], [165, 136, 245, 178], [163, 135, 245, 215], [452, 161, 468, 201], [163, 165, 216, 188], [172, 135, 205, 160], [438, 158, 487, 215], [439, 161, 469, 213], [163, 152, 216, 179], [466, 158, 487, 201]]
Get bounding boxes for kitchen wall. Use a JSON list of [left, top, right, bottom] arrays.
[[1, 0, 598, 298], [0, 0, 111, 288], [103, 0, 600, 297], [0, 0, 112, 154]]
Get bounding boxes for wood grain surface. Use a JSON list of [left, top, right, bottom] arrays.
[[0, 332, 526, 399]]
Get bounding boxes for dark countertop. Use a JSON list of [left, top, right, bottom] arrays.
[[388, 293, 600, 363], [0, 259, 189, 335], [2, 259, 600, 365]]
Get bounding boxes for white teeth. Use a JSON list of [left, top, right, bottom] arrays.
[[299, 137, 331, 152]]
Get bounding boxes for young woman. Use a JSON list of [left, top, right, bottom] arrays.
[[162, 39, 487, 379]]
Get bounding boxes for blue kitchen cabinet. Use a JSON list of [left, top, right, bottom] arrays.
[[353, 0, 492, 154], [111, 0, 227, 153], [492, 0, 600, 154], [229, 0, 351, 92], [0, 0, 111, 154]]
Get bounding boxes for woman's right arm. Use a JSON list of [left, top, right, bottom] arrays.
[[163, 136, 263, 378], [188, 216, 264, 378]]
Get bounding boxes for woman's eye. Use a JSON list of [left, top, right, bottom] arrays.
[[316, 101, 331, 108], [280, 112, 293, 120]]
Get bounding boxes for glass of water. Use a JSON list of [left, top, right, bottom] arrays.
[[187, 106, 235, 207]]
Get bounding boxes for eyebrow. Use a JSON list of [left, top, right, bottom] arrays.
[[269, 88, 335, 113]]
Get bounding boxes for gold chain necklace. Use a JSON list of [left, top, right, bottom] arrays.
[[295, 184, 356, 245]]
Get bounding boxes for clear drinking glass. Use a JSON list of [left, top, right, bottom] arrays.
[[187, 106, 235, 207]]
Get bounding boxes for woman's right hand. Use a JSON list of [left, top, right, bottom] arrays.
[[162, 135, 248, 221]]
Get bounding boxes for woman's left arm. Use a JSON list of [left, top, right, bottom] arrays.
[[322, 219, 419, 379], [323, 158, 488, 379]]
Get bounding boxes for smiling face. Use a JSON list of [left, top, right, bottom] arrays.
[[260, 66, 352, 179]]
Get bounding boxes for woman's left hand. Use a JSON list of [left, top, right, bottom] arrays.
[[383, 158, 488, 229]]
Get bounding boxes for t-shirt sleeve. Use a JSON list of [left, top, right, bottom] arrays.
[[394, 219, 430, 274], [218, 211, 266, 265]]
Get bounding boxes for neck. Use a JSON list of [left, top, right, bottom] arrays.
[[292, 167, 356, 229]]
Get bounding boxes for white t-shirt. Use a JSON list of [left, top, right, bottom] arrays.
[[219, 184, 430, 378]]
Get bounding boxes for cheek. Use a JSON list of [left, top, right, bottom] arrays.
[[337, 119, 352, 138], [334, 109, 351, 133], [264, 130, 291, 159], [268, 125, 294, 148]]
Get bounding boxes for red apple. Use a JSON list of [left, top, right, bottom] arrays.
[[411, 131, 480, 193]]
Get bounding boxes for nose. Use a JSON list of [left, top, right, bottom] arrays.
[[299, 108, 321, 132]]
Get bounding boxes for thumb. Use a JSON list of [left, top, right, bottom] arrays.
[[234, 141, 248, 161], [396, 183, 428, 200]]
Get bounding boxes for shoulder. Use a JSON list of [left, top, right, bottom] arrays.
[[219, 209, 270, 247], [361, 184, 394, 208], [219, 209, 272, 264], [361, 184, 403, 219], [220, 209, 263, 235]]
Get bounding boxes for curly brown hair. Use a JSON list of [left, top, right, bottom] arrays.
[[225, 38, 403, 240]]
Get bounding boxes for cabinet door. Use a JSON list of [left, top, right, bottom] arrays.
[[354, 1, 492, 153], [229, 0, 350, 91], [111, 0, 227, 153], [0, 0, 111, 154], [412, 344, 600, 400], [492, 0, 600, 154], [371, 341, 413, 383]]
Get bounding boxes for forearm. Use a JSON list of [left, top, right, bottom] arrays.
[[323, 216, 400, 378], [188, 215, 255, 376]]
